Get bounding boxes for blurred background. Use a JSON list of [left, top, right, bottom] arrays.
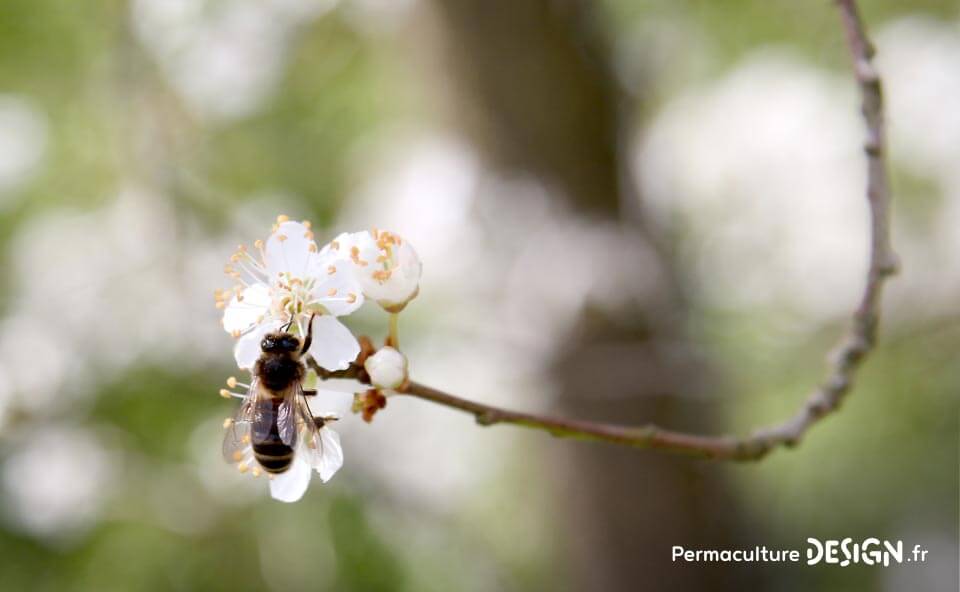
[[0, 0, 957, 590]]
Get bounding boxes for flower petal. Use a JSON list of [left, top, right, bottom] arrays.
[[268, 456, 312, 503], [264, 221, 317, 279], [307, 316, 360, 371], [306, 253, 364, 316], [222, 283, 270, 334], [234, 319, 282, 370], [315, 427, 343, 482]]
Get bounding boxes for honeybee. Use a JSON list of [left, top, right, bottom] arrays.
[[222, 314, 329, 476]]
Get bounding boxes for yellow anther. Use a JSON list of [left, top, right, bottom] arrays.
[[277, 234, 288, 242], [226, 376, 238, 388], [231, 330, 241, 338], [304, 231, 314, 240], [254, 239, 264, 250], [232, 451, 244, 462], [327, 288, 337, 296], [224, 264, 234, 274], [271, 223, 279, 233], [302, 220, 312, 229], [215, 301, 226, 310], [330, 240, 340, 250], [219, 389, 232, 398], [276, 214, 290, 223], [238, 463, 249, 474], [308, 243, 317, 253], [241, 434, 251, 444], [223, 418, 233, 429], [251, 467, 262, 478], [346, 293, 357, 304]]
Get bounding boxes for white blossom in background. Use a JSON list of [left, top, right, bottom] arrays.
[[131, 0, 336, 121], [0, 95, 47, 201], [1, 425, 111, 539], [364, 346, 408, 390], [637, 51, 866, 319], [323, 229, 422, 312], [218, 217, 364, 370]]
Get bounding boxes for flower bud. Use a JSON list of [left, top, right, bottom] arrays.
[[363, 346, 408, 390]]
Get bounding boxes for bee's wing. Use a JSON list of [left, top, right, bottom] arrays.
[[277, 385, 298, 447], [222, 379, 259, 464]]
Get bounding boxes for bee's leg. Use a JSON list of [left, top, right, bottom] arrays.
[[301, 389, 317, 397], [301, 313, 317, 354]]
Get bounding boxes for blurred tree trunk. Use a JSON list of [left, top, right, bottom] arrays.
[[425, 1, 761, 589]]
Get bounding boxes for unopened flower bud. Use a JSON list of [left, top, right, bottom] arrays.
[[363, 346, 408, 390]]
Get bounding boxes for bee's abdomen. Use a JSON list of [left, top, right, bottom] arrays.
[[253, 440, 294, 474]]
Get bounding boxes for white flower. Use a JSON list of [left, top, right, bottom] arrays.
[[226, 405, 344, 504], [322, 229, 421, 312], [364, 346, 408, 390], [268, 421, 343, 503], [217, 216, 364, 370]]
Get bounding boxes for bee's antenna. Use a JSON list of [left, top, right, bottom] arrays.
[[301, 313, 317, 354], [281, 318, 294, 333]]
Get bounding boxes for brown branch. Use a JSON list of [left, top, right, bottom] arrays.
[[309, 0, 898, 461]]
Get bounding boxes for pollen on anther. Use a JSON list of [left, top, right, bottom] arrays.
[[276, 214, 290, 223], [219, 389, 232, 399], [226, 376, 238, 388], [241, 434, 251, 444], [215, 301, 226, 310], [304, 231, 314, 240], [231, 330, 241, 338], [223, 418, 233, 429], [330, 240, 340, 250], [277, 234, 288, 243], [327, 265, 336, 275], [232, 451, 244, 462], [327, 288, 337, 296], [347, 293, 357, 304], [254, 239, 264, 250], [251, 467, 262, 478], [308, 243, 317, 253], [302, 220, 312, 229], [237, 463, 249, 474]]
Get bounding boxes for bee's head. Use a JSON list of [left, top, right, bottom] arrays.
[[261, 332, 301, 354]]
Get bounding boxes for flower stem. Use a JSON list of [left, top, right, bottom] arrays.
[[388, 312, 400, 349]]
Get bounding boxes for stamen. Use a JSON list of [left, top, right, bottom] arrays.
[[347, 293, 357, 304], [226, 376, 238, 388], [302, 220, 312, 229], [251, 467, 262, 478], [327, 288, 337, 297], [327, 265, 336, 275], [276, 214, 290, 223], [237, 463, 249, 474], [277, 234, 288, 242], [232, 451, 244, 462], [223, 418, 234, 429], [330, 240, 340, 250]]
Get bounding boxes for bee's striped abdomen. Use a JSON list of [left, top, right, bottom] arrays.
[[252, 397, 295, 474]]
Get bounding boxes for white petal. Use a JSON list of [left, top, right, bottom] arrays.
[[315, 427, 343, 482], [306, 254, 364, 316], [264, 221, 317, 279], [222, 283, 271, 333], [233, 319, 282, 370], [307, 316, 360, 371], [268, 456, 312, 503]]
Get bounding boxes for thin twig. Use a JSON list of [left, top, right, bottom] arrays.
[[310, 0, 897, 461]]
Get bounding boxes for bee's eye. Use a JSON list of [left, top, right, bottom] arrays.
[[281, 337, 299, 351], [261, 339, 274, 350]]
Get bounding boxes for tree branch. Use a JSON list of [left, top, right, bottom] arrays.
[[310, 0, 898, 461]]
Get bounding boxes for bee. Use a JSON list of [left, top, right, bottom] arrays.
[[223, 314, 327, 476]]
